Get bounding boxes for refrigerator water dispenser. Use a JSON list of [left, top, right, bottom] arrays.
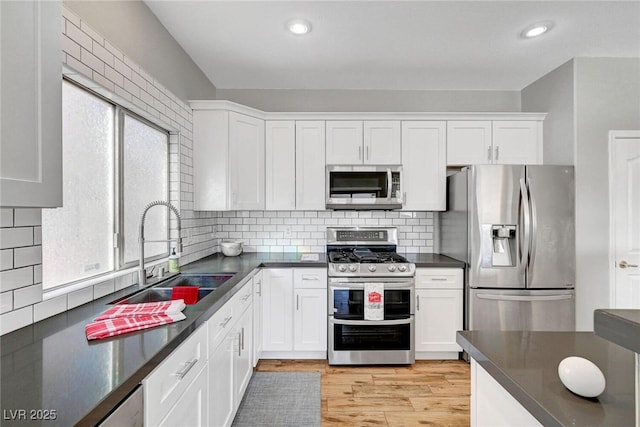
[[481, 224, 517, 267]]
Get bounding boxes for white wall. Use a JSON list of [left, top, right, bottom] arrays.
[[64, 0, 216, 101], [215, 88, 521, 112], [522, 57, 640, 331], [573, 58, 640, 330], [521, 60, 575, 165]]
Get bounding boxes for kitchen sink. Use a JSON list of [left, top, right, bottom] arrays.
[[109, 273, 236, 305], [158, 273, 236, 289]]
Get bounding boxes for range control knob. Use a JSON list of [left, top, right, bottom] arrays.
[[338, 265, 347, 272], [368, 265, 377, 272], [348, 264, 358, 272], [398, 265, 407, 272], [388, 265, 397, 272]]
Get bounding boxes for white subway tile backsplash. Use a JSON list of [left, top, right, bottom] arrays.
[[92, 41, 114, 67], [0, 250, 13, 271], [63, 34, 81, 60], [0, 307, 33, 335], [0, 209, 13, 227], [13, 284, 42, 309], [0, 228, 33, 250], [66, 55, 93, 79], [14, 209, 41, 227], [0, 267, 33, 292], [13, 246, 42, 268], [33, 295, 67, 323], [68, 286, 94, 309], [0, 291, 13, 314], [65, 21, 92, 50]]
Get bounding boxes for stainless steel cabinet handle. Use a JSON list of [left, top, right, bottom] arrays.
[[366, 145, 370, 161], [416, 295, 420, 311], [220, 316, 233, 328], [257, 279, 262, 296], [238, 332, 242, 356], [619, 260, 639, 268], [175, 358, 198, 380], [487, 147, 492, 162], [301, 276, 319, 281], [430, 278, 447, 281], [242, 293, 251, 301], [296, 294, 299, 310], [358, 146, 362, 160], [495, 146, 500, 161], [241, 327, 245, 351]]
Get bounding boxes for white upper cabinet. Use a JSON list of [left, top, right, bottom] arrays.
[[363, 121, 402, 164], [447, 120, 542, 165], [192, 108, 265, 210], [295, 121, 326, 210], [326, 121, 363, 164], [446, 121, 493, 165], [401, 121, 446, 211], [1, 0, 62, 208], [491, 121, 542, 165], [326, 120, 401, 165], [265, 121, 295, 210]]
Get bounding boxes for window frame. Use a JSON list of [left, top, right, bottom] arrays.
[[42, 78, 171, 293]]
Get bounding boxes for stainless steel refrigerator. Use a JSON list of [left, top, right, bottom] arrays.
[[441, 165, 575, 331]]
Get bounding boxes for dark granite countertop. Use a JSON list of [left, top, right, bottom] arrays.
[[594, 309, 640, 354], [1, 251, 458, 426], [403, 253, 465, 268], [457, 330, 635, 426]]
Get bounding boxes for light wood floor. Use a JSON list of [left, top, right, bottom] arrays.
[[255, 359, 471, 426]]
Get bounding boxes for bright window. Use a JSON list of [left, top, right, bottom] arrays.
[[42, 81, 169, 291]]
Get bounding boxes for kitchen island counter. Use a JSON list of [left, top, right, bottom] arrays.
[[457, 330, 635, 426]]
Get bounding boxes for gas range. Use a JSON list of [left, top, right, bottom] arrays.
[[326, 227, 415, 278]]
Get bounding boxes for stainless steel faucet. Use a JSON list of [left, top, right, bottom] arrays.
[[138, 200, 182, 287]]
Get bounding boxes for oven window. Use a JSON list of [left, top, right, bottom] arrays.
[[333, 289, 411, 320], [333, 322, 411, 351]]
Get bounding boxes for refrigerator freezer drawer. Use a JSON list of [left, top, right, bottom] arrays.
[[469, 289, 575, 331]]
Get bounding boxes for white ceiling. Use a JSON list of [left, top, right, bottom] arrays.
[[145, 1, 640, 91]]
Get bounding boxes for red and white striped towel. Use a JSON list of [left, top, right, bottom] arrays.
[[93, 299, 186, 321], [85, 312, 186, 340]]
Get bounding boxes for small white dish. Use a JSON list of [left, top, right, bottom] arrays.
[[558, 356, 606, 398]]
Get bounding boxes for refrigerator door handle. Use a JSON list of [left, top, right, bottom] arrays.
[[528, 177, 539, 273], [519, 178, 531, 272], [477, 293, 573, 302]]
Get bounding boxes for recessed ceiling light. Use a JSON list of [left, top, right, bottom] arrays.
[[521, 22, 554, 38], [287, 19, 311, 35]]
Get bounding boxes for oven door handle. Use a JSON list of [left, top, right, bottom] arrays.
[[331, 318, 412, 326]]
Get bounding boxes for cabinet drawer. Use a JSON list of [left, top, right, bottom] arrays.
[[208, 302, 234, 352], [144, 324, 207, 427], [293, 268, 327, 289], [233, 279, 253, 313], [416, 268, 463, 289]]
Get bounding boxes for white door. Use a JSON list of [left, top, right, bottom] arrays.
[[234, 308, 253, 404], [296, 121, 326, 210], [326, 121, 363, 164], [363, 121, 401, 164], [610, 131, 640, 308], [265, 121, 295, 210], [210, 334, 234, 427], [159, 365, 209, 427], [252, 270, 263, 366]]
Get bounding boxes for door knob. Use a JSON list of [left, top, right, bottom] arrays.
[[619, 260, 639, 268]]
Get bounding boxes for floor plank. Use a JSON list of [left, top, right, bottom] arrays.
[[254, 359, 471, 426]]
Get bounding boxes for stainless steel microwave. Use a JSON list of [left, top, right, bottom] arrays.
[[326, 165, 403, 210]]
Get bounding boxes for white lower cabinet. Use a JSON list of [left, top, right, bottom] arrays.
[[471, 359, 542, 427], [143, 324, 208, 427], [252, 270, 263, 367], [208, 279, 253, 427], [159, 363, 209, 427], [415, 268, 463, 360], [261, 268, 327, 358]]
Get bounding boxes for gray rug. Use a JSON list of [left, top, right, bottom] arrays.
[[232, 372, 321, 427]]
